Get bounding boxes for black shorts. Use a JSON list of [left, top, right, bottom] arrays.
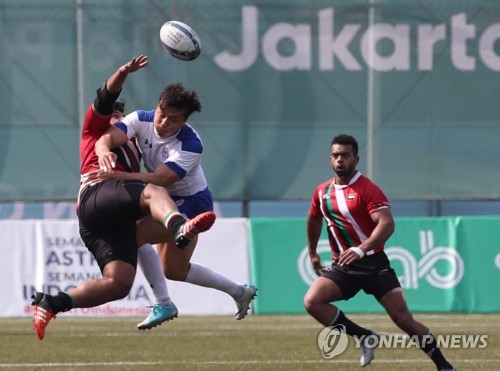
[[77, 180, 147, 272], [320, 252, 401, 302]]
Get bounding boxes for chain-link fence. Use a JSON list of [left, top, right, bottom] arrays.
[[1, 0, 499, 202]]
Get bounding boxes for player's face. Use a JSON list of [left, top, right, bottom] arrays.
[[110, 110, 124, 125], [330, 143, 359, 178], [154, 105, 187, 138]]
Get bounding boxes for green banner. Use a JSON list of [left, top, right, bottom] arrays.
[[249, 217, 500, 314]]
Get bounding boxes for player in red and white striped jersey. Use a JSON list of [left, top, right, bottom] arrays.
[[310, 172, 390, 264], [304, 135, 455, 371]]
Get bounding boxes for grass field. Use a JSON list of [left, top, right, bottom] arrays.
[[0, 314, 498, 370]]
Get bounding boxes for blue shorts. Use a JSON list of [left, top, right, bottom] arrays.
[[172, 187, 213, 219]]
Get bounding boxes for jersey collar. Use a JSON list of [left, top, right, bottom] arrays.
[[332, 171, 362, 189]]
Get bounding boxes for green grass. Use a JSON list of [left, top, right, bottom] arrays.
[[0, 314, 498, 370]]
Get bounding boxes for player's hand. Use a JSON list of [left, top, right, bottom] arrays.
[[309, 253, 323, 276], [81, 168, 108, 186], [91, 169, 129, 182], [123, 55, 148, 74], [338, 247, 365, 266], [97, 151, 118, 172]]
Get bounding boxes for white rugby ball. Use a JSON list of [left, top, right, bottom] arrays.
[[159, 21, 201, 61]]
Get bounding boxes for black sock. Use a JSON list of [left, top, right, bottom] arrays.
[[52, 291, 73, 314], [332, 310, 372, 338], [420, 334, 454, 370]]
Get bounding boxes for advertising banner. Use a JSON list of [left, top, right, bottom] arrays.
[[1, 219, 250, 317], [249, 217, 500, 314]]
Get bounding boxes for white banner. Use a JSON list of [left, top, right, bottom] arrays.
[[0, 219, 250, 317]]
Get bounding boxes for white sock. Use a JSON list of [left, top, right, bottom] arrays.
[[185, 262, 243, 299], [138, 244, 172, 306]]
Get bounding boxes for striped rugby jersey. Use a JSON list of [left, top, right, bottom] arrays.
[[309, 171, 390, 259], [80, 105, 141, 176]]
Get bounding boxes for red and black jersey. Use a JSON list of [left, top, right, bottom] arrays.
[[310, 171, 390, 260], [79, 105, 141, 176]]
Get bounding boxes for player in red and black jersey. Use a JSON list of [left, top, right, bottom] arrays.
[[30, 56, 215, 340], [304, 134, 455, 371]]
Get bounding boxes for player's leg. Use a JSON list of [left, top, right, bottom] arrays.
[[137, 243, 173, 307], [139, 183, 215, 248], [135, 218, 179, 330], [167, 193, 257, 320], [107, 181, 180, 329], [304, 276, 343, 325], [378, 288, 456, 370], [157, 237, 258, 320], [32, 261, 135, 340], [136, 214, 194, 275], [136, 242, 178, 330], [378, 287, 427, 335], [64, 224, 139, 307], [134, 211, 216, 328], [32, 223, 138, 340], [305, 266, 376, 367], [69, 260, 136, 306]]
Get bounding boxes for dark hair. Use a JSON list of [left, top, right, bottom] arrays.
[[158, 82, 201, 118], [113, 99, 126, 113], [331, 134, 358, 156]]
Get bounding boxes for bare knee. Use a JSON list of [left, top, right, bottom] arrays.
[[304, 278, 341, 316], [102, 261, 135, 300], [110, 279, 133, 300], [103, 272, 134, 300], [304, 291, 322, 315]]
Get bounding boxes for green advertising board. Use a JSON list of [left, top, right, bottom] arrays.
[[249, 217, 500, 314]]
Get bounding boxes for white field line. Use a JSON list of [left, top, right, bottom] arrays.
[[0, 359, 499, 368]]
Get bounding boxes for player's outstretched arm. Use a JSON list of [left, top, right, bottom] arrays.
[[91, 55, 149, 117], [107, 55, 149, 94]]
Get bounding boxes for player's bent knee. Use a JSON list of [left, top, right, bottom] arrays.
[[303, 293, 319, 314], [111, 280, 134, 300], [143, 183, 168, 197]]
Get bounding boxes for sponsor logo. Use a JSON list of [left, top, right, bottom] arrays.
[[297, 230, 464, 289], [386, 230, 464, 289]]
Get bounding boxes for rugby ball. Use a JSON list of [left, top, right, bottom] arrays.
[[159, 21, 201, 61]]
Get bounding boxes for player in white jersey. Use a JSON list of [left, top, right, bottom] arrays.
[[95, 82, 257, 328], [119, 110, 209, 199]]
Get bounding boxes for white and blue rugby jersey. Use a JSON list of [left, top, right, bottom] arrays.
[[116, 110, 208, 197]]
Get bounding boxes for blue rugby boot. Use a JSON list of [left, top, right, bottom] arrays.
[[137, 302, 178, 330]]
